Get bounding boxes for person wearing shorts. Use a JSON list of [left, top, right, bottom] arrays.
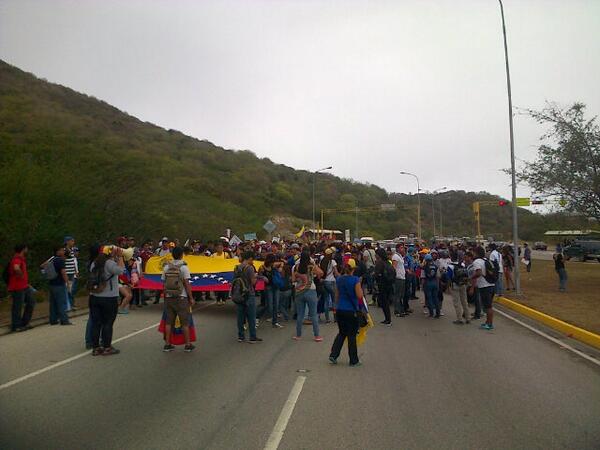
[[162, 247, 195, 352], [470, 246, 495, 331]]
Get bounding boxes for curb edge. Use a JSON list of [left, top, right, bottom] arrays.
[[497, 296, 600, 350]]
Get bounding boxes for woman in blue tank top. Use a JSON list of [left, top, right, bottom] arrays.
[[329, 259, 366, 367]]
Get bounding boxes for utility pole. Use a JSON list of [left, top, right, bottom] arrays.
[[499, 0, 521, 295]]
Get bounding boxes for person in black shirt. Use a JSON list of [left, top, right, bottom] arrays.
[[554, 253, 567, 292], [374, 248, 393, 325], [47, 246, 72, 325]]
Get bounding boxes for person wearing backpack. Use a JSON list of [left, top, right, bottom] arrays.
[[489, 243, 504, 295], [161, 246, 195, 352], [88, 246, 125, 355], [374, 248, 394, 325], [449, 257, 470, 325], [232, 251, 262, 343], [42, 246, 72, 326], [6, 244, 36, 332], [257, 253, 285, 329], [470, 246, 496, 330]]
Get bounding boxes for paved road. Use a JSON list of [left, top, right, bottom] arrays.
[[1, 293, 600, 450]]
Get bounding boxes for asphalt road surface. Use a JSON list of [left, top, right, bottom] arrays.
[[1, 292, 600, 450]]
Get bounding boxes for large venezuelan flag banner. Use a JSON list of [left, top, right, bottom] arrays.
[[138, 255, 264, 292]]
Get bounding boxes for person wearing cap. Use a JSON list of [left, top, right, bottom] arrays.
[[329, 258, 365, 366], [156, 238, 171, 257], [64, 236, 79, 311], [318, 248, 339, 323]]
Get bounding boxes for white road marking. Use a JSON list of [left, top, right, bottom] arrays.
[[494, 307, 600, 367], [0, 322, 159, 392], [264, 376, 306, 450], [0, 301, 217, 392]]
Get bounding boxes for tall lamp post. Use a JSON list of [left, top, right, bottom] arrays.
[[312, 166, 332, 239], [499, 0, 520, 295], [431, 187, 447, 237], [400, 171, 421, 240]]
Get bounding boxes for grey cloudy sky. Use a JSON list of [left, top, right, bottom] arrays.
[[1, 0, 599, 201]]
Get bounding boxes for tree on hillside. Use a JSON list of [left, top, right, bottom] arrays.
[[518, 103, 600, 221]]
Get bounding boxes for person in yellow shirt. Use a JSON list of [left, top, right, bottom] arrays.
[[212, 242, 230, 304]]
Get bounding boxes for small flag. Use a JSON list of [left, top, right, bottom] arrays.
[[295, 225, 305, 238]]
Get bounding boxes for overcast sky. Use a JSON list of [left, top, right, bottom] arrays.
[[1, 0, 599, 202]]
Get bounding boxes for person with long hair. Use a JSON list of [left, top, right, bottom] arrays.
[[292, 250, 324, 341], [258, 253, 284, 328], [329, 259, 365, 366], [502, 246, 515, 291], [319, 248, 339, 323]]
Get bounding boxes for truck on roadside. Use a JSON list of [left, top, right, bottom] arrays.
[[563, 240, 600, 262]]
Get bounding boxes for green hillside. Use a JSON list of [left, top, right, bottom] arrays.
[[0, 60, 587, 261]]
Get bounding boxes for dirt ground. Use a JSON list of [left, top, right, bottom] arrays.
[[504, 259, 600, 335]]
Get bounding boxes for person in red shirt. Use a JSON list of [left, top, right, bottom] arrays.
[[8, 244, 35, 332]]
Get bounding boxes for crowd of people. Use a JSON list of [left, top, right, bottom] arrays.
[[4, 233, 522, 365]]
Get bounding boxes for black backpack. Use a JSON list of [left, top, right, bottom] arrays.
[[86, 254, 113, 294], [453, 265, 469, 285], [382, 261, 396, 284], [484, 258, 499, 284]]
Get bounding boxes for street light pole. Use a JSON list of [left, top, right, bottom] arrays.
[[312, 166, 332, 240], [400, 171, 421, 240], [499, 0, 521, 295]]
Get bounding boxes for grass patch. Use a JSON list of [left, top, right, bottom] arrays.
[[504, 260, 600, 335]]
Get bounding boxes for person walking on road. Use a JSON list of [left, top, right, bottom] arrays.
[[45, 246, 72, 326], [235, 251, 262, 343], [292, 250, 324, 341], [471, 246, 495, 330], [374, 248, 394, 325], [449, 257, 470, 325], [489, 243, 504, 295], [64, 236, 79, 311], [422, 254, 440, 318], [162, 246, 195, 352], [329, 259, 364, 367], [88, 246, 125, 355], [319, 248, 339, 323], [554, 253, 567, 292], [391, 244, 406, 317], [6, 244, 36, 332]]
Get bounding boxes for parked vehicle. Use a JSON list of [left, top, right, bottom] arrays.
[[563, 240, 600, 262], [533, 241, 548, 251]]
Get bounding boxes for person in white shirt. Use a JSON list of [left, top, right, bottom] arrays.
[[391, 244, 407, 317], [470, 246, 496, 330], [489, 243, 504, 295]]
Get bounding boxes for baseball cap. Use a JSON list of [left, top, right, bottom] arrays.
[[424, 254, 433, 261], [347, 258, 357, 269], [64, 235, 74, 243], [325, 248, 334, 255], [291, 243, 300, 249]]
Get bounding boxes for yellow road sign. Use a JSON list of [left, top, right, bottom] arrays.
[[516, 197, 530, 207]]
